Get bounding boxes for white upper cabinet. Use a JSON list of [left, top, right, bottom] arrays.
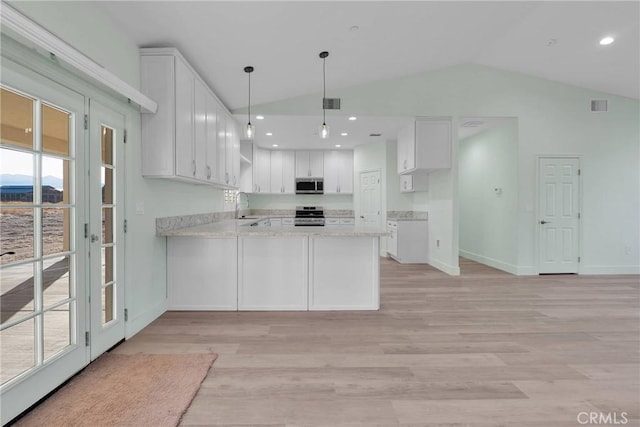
[[270, 150, 295, 194], [253, 147, 271, 193], [194, 78, 208, 181], [397, 117, 452, 175], [323, 150, 353, 194], [174, 56, 195, 179], [140, 47, 239, 188], [204, 92, 218, 182], [295, 151, 324, 178]]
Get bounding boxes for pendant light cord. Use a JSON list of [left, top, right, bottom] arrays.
[[248, 71, 251, 125], [322, 55, 326, 124]]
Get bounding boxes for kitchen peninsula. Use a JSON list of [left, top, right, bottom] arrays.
[[158, 215, 385, 311]]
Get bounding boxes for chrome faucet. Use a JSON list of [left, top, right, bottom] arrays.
[[235, 191, 249, 219]]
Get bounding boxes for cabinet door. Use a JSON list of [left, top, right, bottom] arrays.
[[295, 151, 310, 177], [216, 111, 227, 184], [281, 151, 296, 193], [193, 79, 208, 181], [231, 120, 240, 188], [225, 114, 235, 187], [323, 151, 339, 194], [400, 174, 413, 193], [205, 93, 218, 183], [270, 150, 284, 193], [387, 227, 398, 257], [309, 151, 324, 177], [338, 150, 354, 194], [256, 148, 271, 193], [397, 124, 409, 174], [174, 57, 195, 179]]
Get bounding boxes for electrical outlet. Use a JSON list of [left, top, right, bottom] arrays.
[[625, 245, 632, 255], [135, 201, 145, 215]]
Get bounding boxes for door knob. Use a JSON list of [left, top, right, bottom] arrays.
[[540, 220, 550, 224], [360, 215, 364, 219], [91, 234, 99, 242]]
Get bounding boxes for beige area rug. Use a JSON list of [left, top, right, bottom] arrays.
[[15, 353, 217, 427]]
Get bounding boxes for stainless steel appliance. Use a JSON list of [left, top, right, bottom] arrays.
[[294, 206, 325, 226], [295, 178, 324, 194]]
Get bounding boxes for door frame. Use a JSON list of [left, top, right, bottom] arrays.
[[535, 155, 583, 274]]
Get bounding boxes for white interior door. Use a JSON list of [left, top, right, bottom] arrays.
[[88, 100, 125, 360], [538, 157, 580, 274], [359, 170, 381, 228], [0, 64, 88, 424]]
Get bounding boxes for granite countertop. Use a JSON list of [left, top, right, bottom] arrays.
[[160, 218, 386, 238]]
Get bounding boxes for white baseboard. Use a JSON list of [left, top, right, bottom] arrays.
[[125, 299, 166, 339], [580, 265, 640, 275], [459, 250, 520, 275], [516, 266, 538, 276], [428, 257, 461, 276]]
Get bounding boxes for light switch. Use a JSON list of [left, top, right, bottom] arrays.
[[136, 201, 145, 215]]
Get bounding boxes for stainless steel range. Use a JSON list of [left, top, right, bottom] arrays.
[[294, 206, 325, 226]]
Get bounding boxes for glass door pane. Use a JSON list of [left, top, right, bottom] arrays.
[[0, 87, 77, 387]]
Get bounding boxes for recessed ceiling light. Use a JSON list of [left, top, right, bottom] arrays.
[[335, 144, 341, 148], [546, 38, 557, 47], [256, 115, 265, 120], [266, 132, 273, 136], [341, 132, 348, 136], [348, 116, 357, 121], [599, 36, 615, 46], [349, 25, 359, 32], [272, 144, 278, 147]]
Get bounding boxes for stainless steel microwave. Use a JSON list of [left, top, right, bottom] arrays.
[[295, 178, 324, 194]]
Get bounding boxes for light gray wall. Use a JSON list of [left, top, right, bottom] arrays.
[[255, 63, 640, 274], [459, 120, 519, 273], [9, 1, 141, 89]]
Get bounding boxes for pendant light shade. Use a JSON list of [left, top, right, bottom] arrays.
[[244, 66, 254, 140], [319, 51, 330, 139]]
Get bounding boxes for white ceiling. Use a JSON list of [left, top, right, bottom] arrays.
[[97, 1, 639, 148]]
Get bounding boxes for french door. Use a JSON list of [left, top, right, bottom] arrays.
[[0, 63, 88, 424], [88, 100, 125, 360], [1, 62, 126, 423]]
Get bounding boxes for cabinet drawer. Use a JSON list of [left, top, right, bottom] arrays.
[[282, 218, 295, 226], [339, 218, 354, 225], [325, 218, 340, 226]]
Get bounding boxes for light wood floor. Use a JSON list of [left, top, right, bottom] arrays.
[[113, 258, 640, 426]]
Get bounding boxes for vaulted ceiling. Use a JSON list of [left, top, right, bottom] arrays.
[[98, 1, 639, 113]]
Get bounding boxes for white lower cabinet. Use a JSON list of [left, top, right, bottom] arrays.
[[386, 220, 428, 263], [309, 237, 379, 310], [167, 237, 237, 310], [238, 237, 308, 310]]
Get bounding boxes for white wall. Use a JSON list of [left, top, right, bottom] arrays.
[[5, 2, 229, 337], [9, 1, 140, 89], [254, 64, 640, 274], [459, 120, 519, 274]]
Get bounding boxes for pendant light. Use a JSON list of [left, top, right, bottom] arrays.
[[319, 51, 330, 139], [244, 66, 255, 139]]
